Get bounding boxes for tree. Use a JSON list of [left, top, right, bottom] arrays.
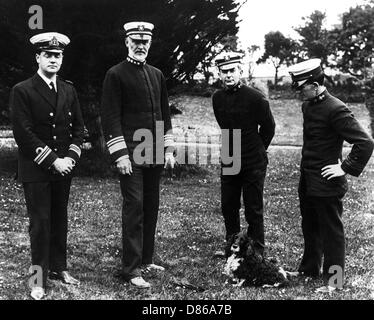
[[0, 0, 241, 145], [157, 0, 241, 84], [293, 10, 339, 85], [0, 0, 33, 124], [328, 1, 374, 137], [293, 11, 334, 66], [257, 31, 297, 86], [330, 3, 374, 81], [247, 45, 260, 80], [197, 34, 242, 84]]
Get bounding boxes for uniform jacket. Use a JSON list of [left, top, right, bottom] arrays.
[[9, 73, 84, 182], [212, 83, 275, 169], [300, 90, 374, 197], [100, 57, 174, 165]]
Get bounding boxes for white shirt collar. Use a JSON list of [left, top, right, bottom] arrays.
[[37, 70, 57, 92]]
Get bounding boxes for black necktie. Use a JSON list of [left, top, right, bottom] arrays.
[[49, 81, 57, 106], [50, 81, 56, 93]]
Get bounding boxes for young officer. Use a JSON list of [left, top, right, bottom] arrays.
[[212, 52, 275, 256], [288, 58, 374, 290]]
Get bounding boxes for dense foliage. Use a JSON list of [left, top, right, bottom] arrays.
[[0, 0, 240, 128]]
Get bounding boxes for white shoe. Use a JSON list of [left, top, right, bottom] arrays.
[[285, 271, 300, 278], [213, 250, 225, 258], [30, 286, 45, 300], [142, 264, 165, 272], [129, 276, 151, 288]]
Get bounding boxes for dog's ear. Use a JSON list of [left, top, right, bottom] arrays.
[[227, 234, 236, 246], [240, 232, 249, 249], [244, 235, 259, 257], [253, 251, 263, 262]]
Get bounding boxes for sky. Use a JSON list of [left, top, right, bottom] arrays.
[[236, 0, 368, 77]]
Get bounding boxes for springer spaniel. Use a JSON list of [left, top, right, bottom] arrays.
[[223, 230, 296, 287]]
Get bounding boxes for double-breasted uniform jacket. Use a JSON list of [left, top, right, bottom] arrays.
[[100, 57, 174, 165], [300, 90, 374, 197], [212, 83, 276, 169], [10, 73, 84, 182]]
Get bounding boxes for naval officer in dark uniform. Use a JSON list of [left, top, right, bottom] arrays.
[[288, 58, 374, 289], [100, 22, 175, 288], [9, 32, 84, 299], [212, 52, 276, 256]]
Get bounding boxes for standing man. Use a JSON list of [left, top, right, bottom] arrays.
[[100, 21, 175, 288], [10, 32, 84, 299], [212, 52, 276, 257], [288, 58, 374, 290]]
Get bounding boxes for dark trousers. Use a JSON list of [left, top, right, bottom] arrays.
[[298, 183, 345, 283], [119, 165, 163, 280], [221, 166, 267, 255], [23, 179, 72, 287]]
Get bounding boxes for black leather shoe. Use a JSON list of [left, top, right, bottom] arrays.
[[298, 270, 321, 278], [49, 271, 80, 285]]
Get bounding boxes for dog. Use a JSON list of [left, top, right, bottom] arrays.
[[223, 230, 294, 287]]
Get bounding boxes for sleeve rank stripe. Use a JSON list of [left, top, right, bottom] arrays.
[[107, 136, 125, 148], [34, 147, 52, 165], [164, 134, 175, 147], [34, 146, 49, 162], [69, 144, 81, 157], [108, 140, 127, 154]]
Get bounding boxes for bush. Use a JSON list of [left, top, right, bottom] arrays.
[[0, 86, 10, 126], [74, 147, 116, 178], [331, 91, 366, 103], [162, 163, 212, 180], [0, 145, 117, 178], [0, 147, 18, 175], [329, 80, 366, 103], [266, 82, 367, 102], [75, 148, 214, 179], [247, 79, 269, 98], [268, 86, 298, 100], [169, 82, 216, 98]]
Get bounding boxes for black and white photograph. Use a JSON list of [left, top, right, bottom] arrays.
[[0, 0, 373, 307]]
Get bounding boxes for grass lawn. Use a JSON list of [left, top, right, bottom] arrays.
[[0, 153, 373, 300], [0, 95, 373, 300], [170, 95, 372, 146]]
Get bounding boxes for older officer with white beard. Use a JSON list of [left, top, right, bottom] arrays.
[[101, 22, 175, 288]]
